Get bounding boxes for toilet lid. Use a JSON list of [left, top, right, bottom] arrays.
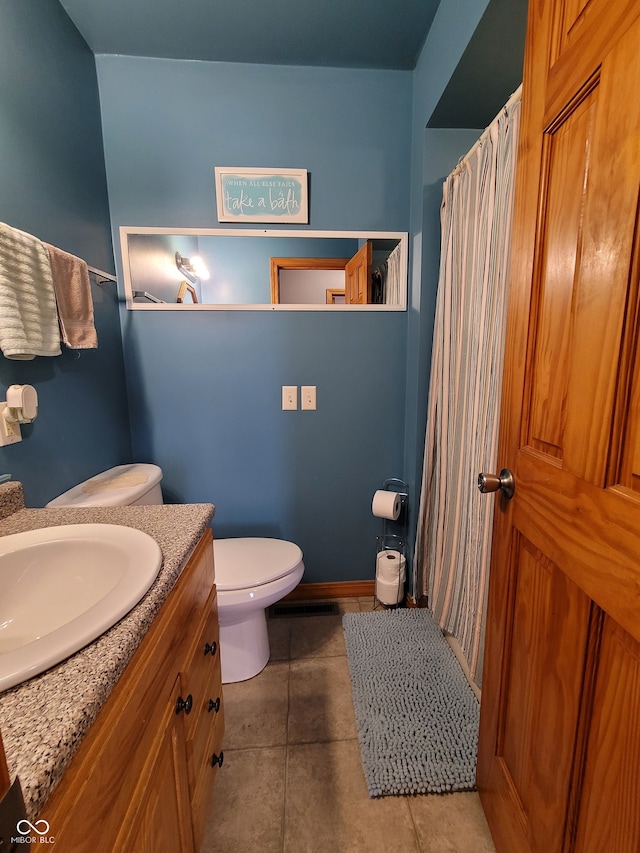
[[46, 464, 163, 507], [213, 537, 303, 591]]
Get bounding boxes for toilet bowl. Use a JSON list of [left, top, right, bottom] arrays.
[[47, 465, 304, 684], [214, 537, 304, 683]]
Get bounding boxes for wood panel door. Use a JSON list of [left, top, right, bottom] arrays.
[[345, 241, 372, 303], [117, 675, 195, 853], [477, 1, 640, 851]]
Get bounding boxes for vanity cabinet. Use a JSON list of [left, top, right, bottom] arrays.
[[40, 529, 223, 852]]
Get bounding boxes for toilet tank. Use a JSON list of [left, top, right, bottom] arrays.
[[46, 464, 164, 508]]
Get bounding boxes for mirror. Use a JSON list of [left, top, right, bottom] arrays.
[[119, 228, 408, 311]]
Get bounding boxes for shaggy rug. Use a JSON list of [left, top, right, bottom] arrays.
[[343, 609, 479, 797]]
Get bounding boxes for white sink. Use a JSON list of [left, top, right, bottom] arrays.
[[0, 524, 162, 692]]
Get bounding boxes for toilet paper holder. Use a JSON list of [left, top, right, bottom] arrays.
[[380, 478, 408, 509], [373, 478, 409, 609]]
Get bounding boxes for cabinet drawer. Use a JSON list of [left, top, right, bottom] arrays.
[[182, 589, 224, 782], [190, 694, 224, 850], [182, 589, 224, 849], [190, 660, 224, 784], [183, 588, 222, 735]]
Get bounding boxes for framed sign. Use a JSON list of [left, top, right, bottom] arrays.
[[214, 167, 308, 223]]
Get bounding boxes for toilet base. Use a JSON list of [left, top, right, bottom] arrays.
[[219, 609, 270, 683]]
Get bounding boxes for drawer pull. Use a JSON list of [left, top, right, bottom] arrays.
[[204, 641, 218, 656], [211, 751, 224, 768], [208, 697, 221, 714], [175, 694, 193, 715]]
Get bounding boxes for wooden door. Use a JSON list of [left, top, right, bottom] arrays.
[[345, 241, 372, 303], [477, 1, 640, 851]]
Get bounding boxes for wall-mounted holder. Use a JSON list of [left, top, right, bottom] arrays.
[[374, 478, 409, 609], [0, 385, 38, 446]]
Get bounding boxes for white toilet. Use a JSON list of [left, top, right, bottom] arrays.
[[214, 537, 304, 683], [47, 464, 305, 684]]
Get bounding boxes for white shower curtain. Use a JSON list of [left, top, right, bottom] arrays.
[[384, 242, 403, 305], [414, 87, 522, 685]]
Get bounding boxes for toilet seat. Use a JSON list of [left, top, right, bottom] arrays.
[[214, 537, 303, 591]]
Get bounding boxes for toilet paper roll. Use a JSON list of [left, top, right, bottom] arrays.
[[372, 490, 401, 520], [376, 549, 406, 582], [375, 575, 405, 605]]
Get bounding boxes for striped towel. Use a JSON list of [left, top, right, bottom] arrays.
[[0, 222, 61, 360]]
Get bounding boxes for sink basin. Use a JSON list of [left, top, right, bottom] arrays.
[[0, 524, 162, 692]]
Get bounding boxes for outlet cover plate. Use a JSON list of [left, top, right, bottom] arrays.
[[282, 386, 297, 410], [0, 404, 22, 446], [301, 385, 316, 410]]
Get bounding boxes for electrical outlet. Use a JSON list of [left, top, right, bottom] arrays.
[[301, 385, 316, 410], [282, 386, 297, 410], [0, 403, 21, 446]]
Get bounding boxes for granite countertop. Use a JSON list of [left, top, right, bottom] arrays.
[[0, 482, 215, 819]]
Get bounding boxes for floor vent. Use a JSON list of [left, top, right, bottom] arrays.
[[269, 602, 339, 618]]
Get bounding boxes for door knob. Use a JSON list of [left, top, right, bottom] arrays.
[[477, 468, 515, 500]]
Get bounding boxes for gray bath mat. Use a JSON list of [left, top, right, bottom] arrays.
[[343, 609, 479, 797]]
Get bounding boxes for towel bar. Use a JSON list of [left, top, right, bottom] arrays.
[[88, 266, 117, 283]]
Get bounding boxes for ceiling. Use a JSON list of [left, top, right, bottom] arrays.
[[58, 0, 443, 71], [58, 0, 528, 129]]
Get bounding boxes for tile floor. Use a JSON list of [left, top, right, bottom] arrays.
[[201, 598, 496, 853]]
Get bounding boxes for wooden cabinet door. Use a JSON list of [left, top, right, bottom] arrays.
[[477, 1, 640, 851], [345, 241, 371, 303], [118, 675, 194, 853]]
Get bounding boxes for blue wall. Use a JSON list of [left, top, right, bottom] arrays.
[[0, 0, 522, 589], [403, 0, 492, 567], [97, 57, 412, 583], [0, 0, 131, 508]]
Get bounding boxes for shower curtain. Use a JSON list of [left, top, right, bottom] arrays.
[[371, 243, 404, 304], [384, 242, 403, 305], [413, 87, 522, 685]]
